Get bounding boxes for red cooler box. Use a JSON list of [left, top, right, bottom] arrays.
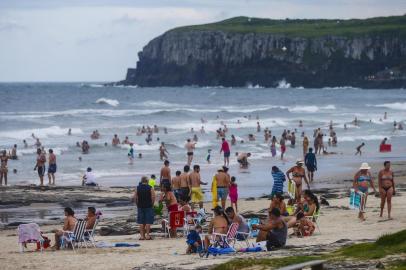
[[380, 144, 392, 152]]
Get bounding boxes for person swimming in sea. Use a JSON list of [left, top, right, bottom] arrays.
[[128, 143, 134, 164]]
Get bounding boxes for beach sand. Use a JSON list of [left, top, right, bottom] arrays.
[[1, 177, 405, 270]]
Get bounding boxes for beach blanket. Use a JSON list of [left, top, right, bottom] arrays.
[[95, 241, 140, 248], [17, 223, 42, 244]]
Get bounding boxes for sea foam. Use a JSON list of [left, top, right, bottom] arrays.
[[95, 98, 120, 107]]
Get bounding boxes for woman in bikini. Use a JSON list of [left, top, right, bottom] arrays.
[[378, 161, 395, 219], [203, 206, 230, 250], [286, 160, 310, 202], [353, 163, 376, 221], [285, 190, 319, 228]]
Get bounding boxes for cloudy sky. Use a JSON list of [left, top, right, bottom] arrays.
[[0, 0, 405, 82]]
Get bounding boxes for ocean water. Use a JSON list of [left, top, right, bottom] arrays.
[[1, 83, 405, 198]]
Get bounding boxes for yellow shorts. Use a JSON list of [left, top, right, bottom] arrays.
[[191, 187, 204, 203]]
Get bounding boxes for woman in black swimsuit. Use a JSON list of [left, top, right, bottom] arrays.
[[378, 161, 395, 219]]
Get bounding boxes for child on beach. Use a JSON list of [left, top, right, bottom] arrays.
[[206, 149, 211, 164], [355, 142, 365, 155], [229, 176, 238, 212], [186, 225, 202, 254], [294, 212, 315, 237]]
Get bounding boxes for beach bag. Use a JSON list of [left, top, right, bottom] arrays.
[[36, 235, 50, 250]]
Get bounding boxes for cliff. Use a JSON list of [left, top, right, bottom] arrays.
[[122, 16, 406, 88]]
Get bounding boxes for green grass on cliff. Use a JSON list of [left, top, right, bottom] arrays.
[[173, 15, 406, 37]]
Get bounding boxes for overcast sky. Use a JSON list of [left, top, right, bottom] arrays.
[[0, 0, 405, 82]]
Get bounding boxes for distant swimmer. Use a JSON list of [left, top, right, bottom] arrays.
[[384, 112, 387, 120], [248, 134, 256, 141], [112, 134, 120, 146], [31, 133, 37, 139], [393, 121, 397, 131], [299, 120, 303, 127], [344, 124, 347, 130], [231, 135, 236, 146], [159, 142, 169, 160], [68, 128, 72, 135], [290, 132, 296, 147], [164, 127, 168, 134], [82, 140, 89, 154], [23, 140, 28, 148], [10, 144, 18, 160], [34, 148, 46, 186], [257, 122, 261, 132], [0, 150, 9, 186], [128, 143, 134, 164], [355, 142, 365, 155], [123, 136, 130, 144], [153, 125, 159, 133], [206, 149, 211, 164], [35, 138, 42, 148], [280, 137, 286, 160], [237, 152, 251, 169], [185, 139, 196, 166], [353, 117, 359, 126], [270, 136, 277, 157], [193, 134, 198, 142], [47, 149, 57, 185], [200, 126, 205, 134], [398, 122, 404, 130]]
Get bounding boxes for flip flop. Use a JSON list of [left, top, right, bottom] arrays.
[[145, 237, 153, 240], [139, 237, 146, 241]]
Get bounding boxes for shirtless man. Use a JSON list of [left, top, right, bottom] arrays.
[[34, 148, 46, 186], [35, 138, 42, 148], [215, 167, 231, 209], [257, 122, 261, 132], [237, 152, 251, 169], [189, 165, 208, 210], [112, 134, 120, 146], [47, 149, 57, 185], [123, 136, 130, 144], [185, 139, 196, 165], [159, 142, 169, 160], [171, 170, 182, 200], [0, 150, 9, 186], [180, 165, 191, 201], [159, 160, 171, 190]]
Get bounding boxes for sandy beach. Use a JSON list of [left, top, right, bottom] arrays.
[[1, 165, 405, 270]]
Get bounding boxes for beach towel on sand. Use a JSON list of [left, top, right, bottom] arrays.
[[95, 242, 140, 248]]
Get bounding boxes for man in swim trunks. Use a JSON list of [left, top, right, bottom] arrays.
[[280, 137, 286, 160], [180, 165, 191, 202], [189, 165, 207, 210], [237, 152, 251, 168], [215, 167, 231, 209], [304, 148, 317, 183], [47, 149, 57, 185], [159, 160, 171, 190], [185, 139, 196, 166], [220, 137, 231, 167], [0, 150, 9, 186], [355, 142, 365, 155], [34, 148, 46, 186], [171, 170, 182, 200], [159, 142, 169, 161], [10, 144, 18, 160], [112, 134, 120, 146]]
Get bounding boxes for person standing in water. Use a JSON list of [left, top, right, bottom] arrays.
[[286, 160, 310, 202], [220, 137, 231, 167], [280, 137, 286, 160], [303, 136, 309, 157], [378, 161, 395, 219], [159, 160, 171, 190], [47, 149, 57, 185], [305, 148, 317, 183], [128, 143, 135, 164], [0, 150, 9, 186], [185, 139, 196, 166], [34, 148, 46, 186], [353, 163, 376, 221], [159, 142, 169, 161], [355, 142, 365, 155], [112, 134, 120, 146]]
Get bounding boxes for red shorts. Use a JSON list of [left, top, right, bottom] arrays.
[[281, 145, 286, 153]]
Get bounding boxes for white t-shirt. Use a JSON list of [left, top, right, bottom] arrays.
[[84, 172, 96, 184]]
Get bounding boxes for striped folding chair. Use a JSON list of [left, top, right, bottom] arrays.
[[84, 217, 100, 247], [61, 219, 87, 252], [212, 222, 239, 248]]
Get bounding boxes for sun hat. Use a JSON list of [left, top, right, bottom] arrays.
[[217, 167, 224, 171], [296, 159, 304, 165], [359, 162, 371, 170]]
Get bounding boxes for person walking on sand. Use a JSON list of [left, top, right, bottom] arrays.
[[189, 165, 207, 210], [353, 163, 376, 221], [34, 148, 46, 186], [159, 142, 169, 161], [220, 137, 231, 167], [180, 165, 191, 201], [47, 149, 57, 185], [0, 150, 9, 186], [303, 136, 309, 157], [185, 139, 196, 166], [305, 148, 317, 183], [286, 160, 310, 202], [378, 161, 395, 219], [215, 167, 231, 209], [355, 142, 365, 155], [159, 160, 171, 190], [133, 176, 155, 240]]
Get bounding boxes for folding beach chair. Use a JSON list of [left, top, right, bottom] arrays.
[[305, 208, 321, 234], [163, 210, 185, 237], [84, 217, 100, 247], [61, 219, 87, 252], [287, 180, 296, 199], [17, 223, 44, 253], [183, 211, 198, 236], [200, 223, 238, 258]]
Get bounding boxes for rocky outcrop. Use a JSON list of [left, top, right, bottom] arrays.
[[122, 17, 406, 88]]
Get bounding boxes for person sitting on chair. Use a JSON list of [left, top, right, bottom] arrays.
[[53, 207, 76, 250]]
